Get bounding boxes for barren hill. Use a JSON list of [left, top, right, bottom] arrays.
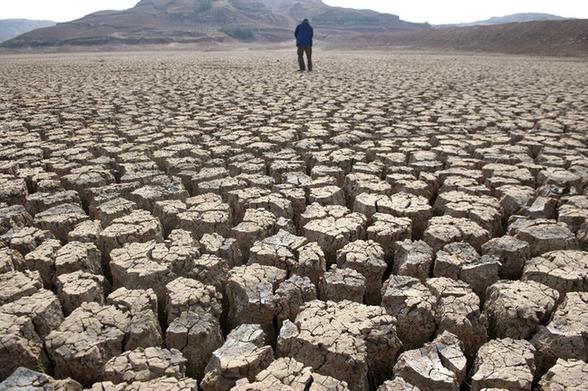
[[448, 13, 569, 27], [346, 19, 588, 57], [2, 0, 428, 47]]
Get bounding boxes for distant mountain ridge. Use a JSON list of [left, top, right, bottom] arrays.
[[0, 19, 55, 43], [446, 13, 569, 27], [3, 5, 584, 57], [346, 19, 588, 57], [3, 0, 428, 47]]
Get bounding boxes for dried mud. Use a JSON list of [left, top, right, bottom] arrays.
[[0, 51, 587, 391]]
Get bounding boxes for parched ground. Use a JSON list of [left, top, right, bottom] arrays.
[[0, 50, 587, 391]]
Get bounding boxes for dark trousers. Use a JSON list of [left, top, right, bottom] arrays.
[[297, 46, 312, 71]]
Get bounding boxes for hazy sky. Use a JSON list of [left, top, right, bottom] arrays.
[[1, 0, 586, 24]]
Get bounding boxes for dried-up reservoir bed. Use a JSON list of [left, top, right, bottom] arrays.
[[0, 50, 587, 391]]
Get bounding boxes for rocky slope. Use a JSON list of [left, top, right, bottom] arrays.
[[448, 12, 569, 27], [345, 19, 588, 57], [2, 0, 427, 47]]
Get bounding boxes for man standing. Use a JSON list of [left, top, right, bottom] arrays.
[[295, 18, 313, 72]]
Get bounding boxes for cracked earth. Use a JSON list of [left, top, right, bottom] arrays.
[[0, 50, 587, 390]]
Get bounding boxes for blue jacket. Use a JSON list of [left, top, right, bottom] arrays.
[[295, 20, 313, 47]]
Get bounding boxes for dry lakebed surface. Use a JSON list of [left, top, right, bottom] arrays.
[[0, 50, 587, 391]]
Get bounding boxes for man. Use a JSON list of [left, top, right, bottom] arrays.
[[294, 18, 313, 72]]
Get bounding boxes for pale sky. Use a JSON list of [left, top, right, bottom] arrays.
[[0, 0, 586, 24]]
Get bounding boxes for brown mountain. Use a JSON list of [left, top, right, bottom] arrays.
[[446, 13, 570, 27], [343, 19, 588, 57], [2, 0, 428, 47]]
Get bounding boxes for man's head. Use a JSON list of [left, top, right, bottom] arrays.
[[302, 18, 309, 23]]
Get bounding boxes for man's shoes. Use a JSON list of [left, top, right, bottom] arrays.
[[298, 69, 306, 72]]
